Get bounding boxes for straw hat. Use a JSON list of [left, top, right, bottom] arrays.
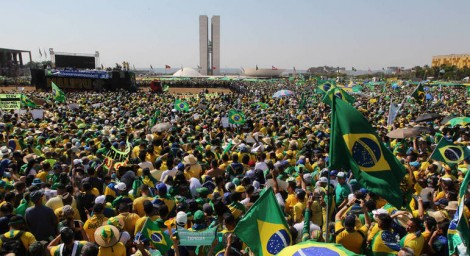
[[183, 154, 198, 165], [94, 225, 120, 247], [395, 211, 413, 228]]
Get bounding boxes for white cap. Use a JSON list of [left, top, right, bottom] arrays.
[[337, 172, 346, 178], [372, 209, 389, 215], [73, 159, 82, 165], [319, 177, 328, 183], [95, 195, 106, 205], [176, 211, 187, 226], [115, 182, 127, 191]]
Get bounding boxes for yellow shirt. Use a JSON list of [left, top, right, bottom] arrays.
[[117, 212, 140, 235], [83, 214, 108, 242], [335, 221, 367, 254], [97, 242, 126, 256], [36, 171, 48, 183], [293, 201, 306, 223], [133, 195, 152, 217], [400, 232, 424, 256], [50, 241, 87, 256], [0, 230, 36, 251]]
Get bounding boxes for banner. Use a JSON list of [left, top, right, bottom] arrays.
[[47, 70, 110, 79], [387, 102, 399, 126], [0, 94, 21, 109], [177, 226, 217, 246]]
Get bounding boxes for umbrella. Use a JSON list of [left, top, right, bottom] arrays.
[[446, 117, 470, 127], [387, 127, 425, 139], [415, 113, 441, 122], [273, 90, 294, 98], [276, 241, 358, 256], [440, 115, 457, 125], [151, 122, 172, 133]]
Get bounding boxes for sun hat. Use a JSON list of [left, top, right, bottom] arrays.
[[31, 178, 43, 186], [445, 201, 458, 211], [94, 225, 120, 247], [183, 154, 198, 165], [30, 190, 44, 203]]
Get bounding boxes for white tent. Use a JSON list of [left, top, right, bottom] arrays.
[[173, 67, 202, 77]]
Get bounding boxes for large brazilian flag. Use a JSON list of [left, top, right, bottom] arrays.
[[430, 138, 470, 165], [276, 240, 360, 256], [234, 187, 291, 256], [329, 96, 406, 208]]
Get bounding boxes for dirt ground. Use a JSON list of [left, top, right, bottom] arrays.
[[0, 86, 232, 94]]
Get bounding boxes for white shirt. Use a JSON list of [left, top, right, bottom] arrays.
[[293, 221, 321, 244], [254, 161, 268, 172]]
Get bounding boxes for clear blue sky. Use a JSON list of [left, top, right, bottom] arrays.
[[2, 0, 469, 70]]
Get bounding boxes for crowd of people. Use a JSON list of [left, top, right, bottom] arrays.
[[0, 78, 468, 256]]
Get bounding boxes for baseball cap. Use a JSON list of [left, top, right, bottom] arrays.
[[95, 195, 106, 205], [193, 210, 205, 223], [176, 211, 187, 226], [337, 172, 346, 178], [156, 183, 167, 194], [235, 186, 246, 193], [115, 182, 127, 191], [319, 177, 328, 183], [330, 170, 338, 176], [434, 198, 449, 206]]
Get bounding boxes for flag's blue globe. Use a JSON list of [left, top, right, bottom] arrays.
[[443, 147, 463, 162], [351, 137, 381, 168], [179, 103, 185, 108], [233, 115, 241, 121], [151, 232, 163, 243], [322, 83, 331, 91], [293, 247, 341, 256], [266, 229, 290, 254]]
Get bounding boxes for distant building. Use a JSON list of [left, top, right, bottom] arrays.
[[432, 54, 470, 68], [199, 15, 220, 75]]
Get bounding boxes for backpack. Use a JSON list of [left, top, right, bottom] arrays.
[[0, 231, 27, 256]]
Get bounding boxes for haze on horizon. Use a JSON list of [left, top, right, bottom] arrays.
[[2, 0, 469, 70]]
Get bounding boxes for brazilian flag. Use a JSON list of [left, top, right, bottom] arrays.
[[234, 187, 291, 256], [316, 81, 336, 94], [329, 96, 406, 208], [228, 109, 246, 125], [430, 138, 470, 165], [448, 161, 470, 255], [411, 83, 425, 104], [20, 94, 37, 108], [322, 87, 355, 105], [174, 99, 189, 112], [251, 102, 269, 109], [141, 217, 173, 254], [51, 82, 66, 103], [276, 240, 359, 255]]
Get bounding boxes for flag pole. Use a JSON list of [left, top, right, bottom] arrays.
[[325, 94, 336, 243], [426, 137, 443, 163]]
